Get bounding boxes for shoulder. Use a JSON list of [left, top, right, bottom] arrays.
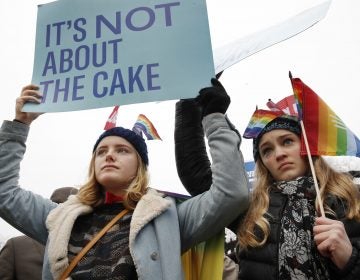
[[148, 188, 191, 202], [9, 235, 32, 245]]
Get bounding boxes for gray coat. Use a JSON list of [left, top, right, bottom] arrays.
[[0, 113, 249, 280]]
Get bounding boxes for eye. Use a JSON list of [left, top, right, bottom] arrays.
[[260, 147, 272, 158], [95, 148, 107, 156], [116, 147, 130, 154], [283, 138, 294, 146]]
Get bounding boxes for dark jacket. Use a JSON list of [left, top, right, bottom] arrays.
[[237, 189, 360, 280], [0, 235, 45, 280]]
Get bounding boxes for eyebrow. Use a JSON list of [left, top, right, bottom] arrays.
[[259, 132, 296, 149], [96, 143, 133, 151]]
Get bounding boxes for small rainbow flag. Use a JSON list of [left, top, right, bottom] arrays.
[[132, 114, 162, 140], [243, 109, 283, 139], [290, 75, 360, 157]]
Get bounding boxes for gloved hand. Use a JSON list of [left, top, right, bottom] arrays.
[[196, 78, 230, 117]]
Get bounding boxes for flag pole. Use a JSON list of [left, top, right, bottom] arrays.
[[289, 71, 325, 217], [299, 115, 325, 217]]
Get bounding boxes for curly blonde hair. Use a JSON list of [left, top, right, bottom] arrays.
[[76, 152, 149, 210], [238, 156, 360, 249]]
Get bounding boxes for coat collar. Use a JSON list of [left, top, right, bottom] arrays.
[[129, 188, 171, 247]]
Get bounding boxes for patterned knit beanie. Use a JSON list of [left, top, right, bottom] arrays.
[[253, 116, 301, 161]]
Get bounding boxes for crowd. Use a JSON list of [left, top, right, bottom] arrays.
[[0, 77, 360, 280]]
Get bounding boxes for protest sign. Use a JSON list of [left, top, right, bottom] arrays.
[[27, 0, 214, 112]]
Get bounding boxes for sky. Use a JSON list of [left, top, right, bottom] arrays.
[[1, 0, 360, 239]]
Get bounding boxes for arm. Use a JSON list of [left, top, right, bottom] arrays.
[[0, 85, 55, 243], [0, 238, 15, 280], [174, 78, 231, 196], [174, 98, 212, 196], [175, 79, 243, 232], [177, 79, 250, 251]]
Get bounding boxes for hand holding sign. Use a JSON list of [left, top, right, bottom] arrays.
[[15, 85, 43, 125]]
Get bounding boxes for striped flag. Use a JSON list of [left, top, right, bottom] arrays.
[[290, 75, 360, 157], [243, 109, 283, 139], [132, 114, 162, 140]]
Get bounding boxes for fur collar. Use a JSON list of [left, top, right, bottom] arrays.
[[129, 188, 171, 247]]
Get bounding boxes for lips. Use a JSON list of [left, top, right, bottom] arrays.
[[102, 164, 118, 170], [278, 162, 292, 170]]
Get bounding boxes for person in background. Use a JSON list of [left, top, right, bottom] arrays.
[[0, 187, 78, 280], [175, 101, 360, 279], [0, 81, 249, 279]]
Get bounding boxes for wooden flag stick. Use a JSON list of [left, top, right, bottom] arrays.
[[300, 120, 325, 217]]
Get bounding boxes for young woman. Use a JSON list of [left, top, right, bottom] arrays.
[[0, 81, 249, 279], [175, 104, 360, 279]]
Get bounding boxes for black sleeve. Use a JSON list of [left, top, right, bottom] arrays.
[[174, 99, 212, 196], [327, 241, 360, 280]]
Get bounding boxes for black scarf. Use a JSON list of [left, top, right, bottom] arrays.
[[275, 176, 329, 280]]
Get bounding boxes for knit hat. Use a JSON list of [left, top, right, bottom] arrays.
[[253, 116, 301, 161], [93, 127, 149, 166]]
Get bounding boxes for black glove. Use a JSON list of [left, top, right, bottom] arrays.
[[196, 78, 230, 117], [174, 98, 212, 196]]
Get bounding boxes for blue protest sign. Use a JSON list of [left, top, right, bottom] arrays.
[[26, 0, 214, 112]]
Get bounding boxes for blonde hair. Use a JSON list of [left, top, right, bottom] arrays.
[[238, 156, 360, 249], [76, 152, 149, 210]]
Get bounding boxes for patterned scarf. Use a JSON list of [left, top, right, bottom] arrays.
[[275, 176, 329, 280], [68, 203, 137, 279]]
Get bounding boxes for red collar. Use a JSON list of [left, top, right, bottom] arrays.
[[105, 192, 124, 204]]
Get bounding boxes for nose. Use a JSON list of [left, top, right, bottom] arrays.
[[274, 147, 286, 160], [105, 150, 115, 161]]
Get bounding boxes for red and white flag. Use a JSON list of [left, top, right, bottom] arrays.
[[104, 106, 119, 130], [266, 95, 298, 116]]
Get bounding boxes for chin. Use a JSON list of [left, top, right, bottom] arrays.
[[281, 171, 304, 181]]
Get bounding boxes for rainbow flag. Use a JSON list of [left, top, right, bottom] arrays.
[[290, 76, 360, 157], [243, 109, 283, 139], [181, 230, 224, 280], [166, 195, 224, 280], [132, 114, 162, 140]]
